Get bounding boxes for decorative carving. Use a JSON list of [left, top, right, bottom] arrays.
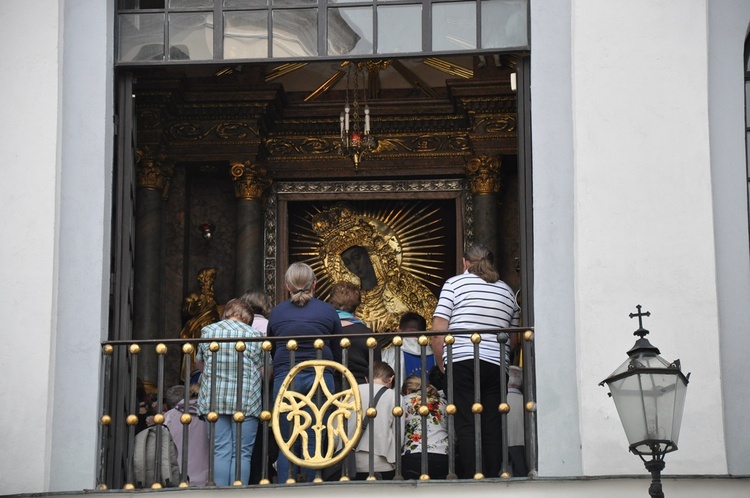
[[137, 108, 163, 130], [230, 161, 271, 201], [168, 121, 260, 142], [474, 115, 517, 134], [179, 268, 222, 379], [465, 156, 502, 195], [265, 137, 339, 156], [265, 133, 471, 159], [375, 134, 471, 154], [277, 178, 463, 195], [136, 147, 174, 198]]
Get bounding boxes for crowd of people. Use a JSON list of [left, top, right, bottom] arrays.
[[135, 243, 526, 486]]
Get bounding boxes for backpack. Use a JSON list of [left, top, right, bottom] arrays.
[[133, 425, 181, 488]]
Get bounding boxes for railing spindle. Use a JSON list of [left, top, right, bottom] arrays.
[[446, 335, 457, 480], [472, 334, 483, 478], [498, 333, 510, 478], [124, 344, 139, 489], [180, 343, 191, 487], [393, 336, 403, 480], [260, 341, 272, 484], [97, 345, 114, 490], [233, 341, 245, 485]]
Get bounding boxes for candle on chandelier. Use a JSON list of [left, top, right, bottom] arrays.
[[340, 113, 344, 139], [344, 105, 350, 132], [364, 105, 370, 134]]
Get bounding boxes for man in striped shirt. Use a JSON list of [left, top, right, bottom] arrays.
[[431, 243, 520, 479]]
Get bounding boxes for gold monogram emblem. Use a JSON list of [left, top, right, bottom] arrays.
[[272, 360, 363, 470]]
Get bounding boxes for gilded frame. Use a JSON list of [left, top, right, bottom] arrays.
[[264, 178, 473, 303]]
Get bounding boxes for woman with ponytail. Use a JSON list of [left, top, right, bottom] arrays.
[[267, 262, 343, 482], [430, 243, 520, 479]]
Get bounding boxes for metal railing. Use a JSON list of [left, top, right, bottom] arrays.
[[96, 327, 536, 489]]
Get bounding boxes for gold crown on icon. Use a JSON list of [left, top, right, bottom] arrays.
[[312, 204, 383, 257]]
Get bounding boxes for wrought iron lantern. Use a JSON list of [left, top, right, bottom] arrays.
[[600, 305, 690, 498]]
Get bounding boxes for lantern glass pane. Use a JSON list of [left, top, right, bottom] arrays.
[[608, 367, 687, 455]]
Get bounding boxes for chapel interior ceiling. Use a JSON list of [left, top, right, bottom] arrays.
[[131, 53, 521, 180]]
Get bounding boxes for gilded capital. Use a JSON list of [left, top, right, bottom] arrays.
[[231, 161, 270, 200], [465, 156, 502, 195], [136, 147, 174, 198]]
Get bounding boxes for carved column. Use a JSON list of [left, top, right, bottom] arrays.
[[466, 155, 503, 261], [231, 161, 270, 294], [134, 148, 173, 388]]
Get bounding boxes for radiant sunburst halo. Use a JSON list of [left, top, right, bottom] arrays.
[[288, 200, 446, 329]]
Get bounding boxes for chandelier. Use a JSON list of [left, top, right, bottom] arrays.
[[338, 62, 377, 171]]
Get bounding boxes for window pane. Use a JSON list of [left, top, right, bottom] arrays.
[[328, 0, 371, 4], [746, 80, 750, 124], [328, 7, 373, 55], [377, 4, 421, 54], [119, 0, 165, 9], [481, 0, 527, 48], [169, 12, 213, 60], [273, 9, 318, 57], [273, 0, 317, 6], [225, 11, 269, 59], [225, 0, 267, 6], [433, 1, 476, 51], [118, 13, 165, 61], [169, 0, 213, 7]]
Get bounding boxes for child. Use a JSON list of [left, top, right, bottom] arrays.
[[196, 298, 262, 486], [400, 375, 449, 479], [352, 361, 397, 480]]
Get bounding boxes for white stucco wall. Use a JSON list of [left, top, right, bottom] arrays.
[[0, 1, 61, 494], [533, 0, 750, 477], [0, 1, 112, 494], [572, 0, 725, 475], [707, 0, 750, 476], [48, 0, 114, 491], [530, 0, 583, 477]]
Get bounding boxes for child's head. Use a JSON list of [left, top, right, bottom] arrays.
[[222, 298, 253, 324], [398, 312, 426, 332], [401, 374, 440, 404], [401, 374, 421, 395], [372, 361, 396, 388]]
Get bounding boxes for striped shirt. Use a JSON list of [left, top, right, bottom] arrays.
[[433, 271, 520, 366], [196, 319, 262, 417]]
